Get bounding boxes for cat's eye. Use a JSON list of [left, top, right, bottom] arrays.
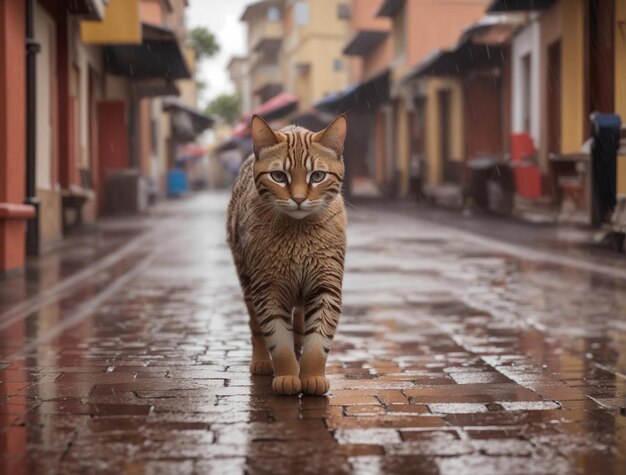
[[270, 171, 288, 183], [310, 171, 326, 183]]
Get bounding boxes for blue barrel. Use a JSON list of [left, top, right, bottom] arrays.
[[167, 169, 188, 197]]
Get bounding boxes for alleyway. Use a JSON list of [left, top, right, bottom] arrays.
[[1, 193, 625, 474]]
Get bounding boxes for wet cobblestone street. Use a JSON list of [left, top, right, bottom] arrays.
[[1, 193, 626, 474]]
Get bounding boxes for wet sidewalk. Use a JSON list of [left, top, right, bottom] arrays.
[[1, 192, 625, 474]]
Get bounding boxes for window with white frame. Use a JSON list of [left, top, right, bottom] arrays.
[[294, 1, 309, 26], [267, 6, 280, 22]]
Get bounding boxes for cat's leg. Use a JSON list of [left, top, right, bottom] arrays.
[[246, 296, 273, 375], [254, 298, 301, 395], [293, 306, 304, 361], [300, 280, 342, 395]]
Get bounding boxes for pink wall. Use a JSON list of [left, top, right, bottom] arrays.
[[350, 0, 392, 81], [140, 0, 163, 25], [351, 0, 391, 31], [363, 36, 392, 79]]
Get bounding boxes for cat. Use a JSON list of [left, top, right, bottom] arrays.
[[227, 114, 347, 396]]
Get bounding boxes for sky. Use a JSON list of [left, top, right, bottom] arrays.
[[186, 0, 257, 108]]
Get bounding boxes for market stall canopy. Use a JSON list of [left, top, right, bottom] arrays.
[[315, 69, 390, 113], [241, 92, 299, 123], [403, 16, 521, 81], [103, 23, 191, 80], [163, 98, 214, 141], [231, 122, 251, 138], [68, 0, 107, 20], [343, 30, 389, 56], [404, 41, 506, 79], [459, 15, 525, 45], [221, 93, 299, 151], [217, 136, 252, 153], [135, 79, 179, 98], [487, 0, 555, 12], [376, 0, 405, 17]]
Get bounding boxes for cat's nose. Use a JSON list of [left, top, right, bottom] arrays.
[[293, 196, 305, 206]]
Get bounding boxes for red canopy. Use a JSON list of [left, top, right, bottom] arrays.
[[227, 92, 299, 140], [230, 122, 250, 138], [241, 92, 298, 122]]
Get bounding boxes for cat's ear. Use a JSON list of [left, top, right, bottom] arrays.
[[251, 115, 284, 159], [313, 115, 347, 158]]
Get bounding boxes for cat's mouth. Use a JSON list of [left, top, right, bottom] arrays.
[[282, 208, 315, 220]]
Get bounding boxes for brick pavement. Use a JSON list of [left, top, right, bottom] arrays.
[[0, 193, 625, 474]]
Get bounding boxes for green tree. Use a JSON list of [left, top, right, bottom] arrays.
[[205, 94, 241, 125], [188, 27, 219, 60], [196, 79, 207, 95]]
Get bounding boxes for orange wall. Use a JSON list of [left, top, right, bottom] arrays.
[[406, 0, 488, 67], [140, 0, 163, 26], [350, 0, 392, 81], [351, 0, 391, 31], [363, 36, 393, 79], [0, 0, 26, 204], [0, 0, 29, 274]]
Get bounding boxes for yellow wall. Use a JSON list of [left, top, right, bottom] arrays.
[[395, 100, 409, 195], [560, 0, 585, 154], [81, 0, 141, 45], [177, 46, 198, 107], [424, 77, 464, 187], [281, 0, 349, 109], [618, 156, 626, 196]]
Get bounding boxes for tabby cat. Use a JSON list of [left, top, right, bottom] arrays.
[[227, 115, 347, 396]]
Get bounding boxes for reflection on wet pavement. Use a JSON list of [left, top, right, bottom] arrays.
[[1, 193, 625, 474]]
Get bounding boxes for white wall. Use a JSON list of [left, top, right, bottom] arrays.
[[35, 5, 55, 190], [69, 17, 105, 171], [512, 20, 541, 149]]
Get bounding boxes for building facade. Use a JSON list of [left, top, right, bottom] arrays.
[[0, 0, 210, 276]]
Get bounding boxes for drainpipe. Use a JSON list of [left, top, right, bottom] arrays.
[[25, 0, 40, 254]]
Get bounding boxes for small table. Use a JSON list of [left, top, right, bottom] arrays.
[[62, 185, 95, 232], [548, 153, 592, 224]]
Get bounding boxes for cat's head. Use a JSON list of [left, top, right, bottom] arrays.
[[250, 114, 347, 220]]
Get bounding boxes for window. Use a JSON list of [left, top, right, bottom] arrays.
[[337, 3, 350, 19], [267, 6, 280, 22], [333, 59, 343, 71], [294, 1, 309, 26]]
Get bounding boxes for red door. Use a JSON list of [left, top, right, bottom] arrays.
[[97, 101, 128, 213]]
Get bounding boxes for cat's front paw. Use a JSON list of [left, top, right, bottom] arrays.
[[272, 375, 302, 395], [300, 376, 330, 396], [250, 359, 273, 375]]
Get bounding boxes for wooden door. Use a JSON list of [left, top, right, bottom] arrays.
[[438, 90, 452, 183], [588, 0, 615, 115]]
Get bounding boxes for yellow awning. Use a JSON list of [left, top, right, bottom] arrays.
[[80, 0, 141, 45]]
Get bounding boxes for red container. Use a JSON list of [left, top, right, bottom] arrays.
[[510, 133, 542, 198]]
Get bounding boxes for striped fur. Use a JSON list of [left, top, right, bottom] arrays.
[[227, 116, 347, 395]]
